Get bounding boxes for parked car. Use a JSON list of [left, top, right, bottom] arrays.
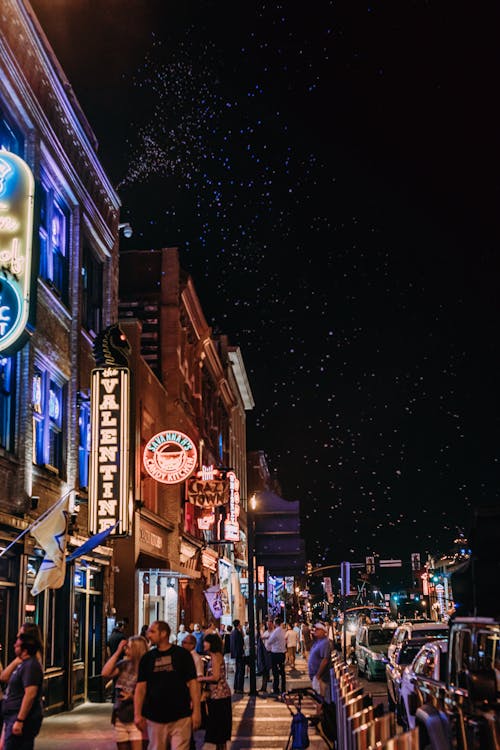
[[356, 624, 396, 680], [386, 637, 440, 712], [387, 620, 449, 663], [414, 616, 500, 750], [398, 639, 448, 730]]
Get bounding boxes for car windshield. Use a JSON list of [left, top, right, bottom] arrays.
[[411, 628, 448, 639], [368, 629, 395, 645]]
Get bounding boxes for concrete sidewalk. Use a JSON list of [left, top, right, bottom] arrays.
[[36, 655, 312, 749]]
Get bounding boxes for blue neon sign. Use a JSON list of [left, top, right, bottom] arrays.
[[0, 150, 35, 354]]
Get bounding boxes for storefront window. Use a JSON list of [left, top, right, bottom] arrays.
[[137, 570, 178, 636]]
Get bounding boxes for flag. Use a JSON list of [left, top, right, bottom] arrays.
[[204, 584, 224, 619], [31, 496, 70, 596], [66, 522, 118, 562]]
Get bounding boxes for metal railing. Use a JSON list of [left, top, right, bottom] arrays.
[[329, 652, 419, 750]]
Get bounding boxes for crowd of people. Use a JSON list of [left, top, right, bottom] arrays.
[[0, 617, 334, 750]]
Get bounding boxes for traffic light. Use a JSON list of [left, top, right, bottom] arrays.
[[305, 561, 313, 575], [365, 556, 375, 575]]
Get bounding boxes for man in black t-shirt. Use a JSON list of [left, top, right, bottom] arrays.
[[134, 620, 201, 750], [2, 633, 44, 750]]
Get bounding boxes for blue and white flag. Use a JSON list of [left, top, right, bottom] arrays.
[[31, 496, 69, 596], [66, 522, 118, 562]]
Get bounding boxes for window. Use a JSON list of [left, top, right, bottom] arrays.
[[0, 356, 15, 451], [39, 178, 69, 302], [32, 366, 65, 473], [81, 239, 103, 335], [78, 396, 91, 489], [0, 108, 23, 154]]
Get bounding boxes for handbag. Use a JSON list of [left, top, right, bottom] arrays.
[[114, 697, 134, 724]]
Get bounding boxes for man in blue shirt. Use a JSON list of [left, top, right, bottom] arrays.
[[307, 622, 332, 703], [1, 633, 44, 750]]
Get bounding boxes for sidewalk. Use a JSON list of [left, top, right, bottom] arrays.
[[37, 655, 313, 750]]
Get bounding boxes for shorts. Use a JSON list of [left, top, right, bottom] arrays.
[[114, 718, 146, 743]]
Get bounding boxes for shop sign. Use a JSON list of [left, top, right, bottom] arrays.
[[89, 367, 130, 535], [188, 465, 228, 507], [143, 430, 197, 484], [197, 511, 215, 530], [224, 471, 240, 542], [0, 150, 35, 354]]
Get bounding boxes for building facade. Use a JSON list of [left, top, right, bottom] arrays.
[[0, 0, 120, 711], [117, 247, 254, 632]]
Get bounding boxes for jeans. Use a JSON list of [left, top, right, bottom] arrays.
[[4, 713, 43, 750], [271, 652, 286, 694], [234, 657, 245, 691]]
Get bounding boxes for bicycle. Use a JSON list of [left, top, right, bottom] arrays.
[[282, 687, 336, 750]]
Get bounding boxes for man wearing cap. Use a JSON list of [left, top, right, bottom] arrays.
[[308, 623, 332, 702]]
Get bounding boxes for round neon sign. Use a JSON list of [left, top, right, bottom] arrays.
[[143, 430, 198, 485]]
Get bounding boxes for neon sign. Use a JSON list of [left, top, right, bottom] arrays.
[[224, 471, 240, 542], [143, 430, 197, 485], [0, 151, 35, 354], [89, 367, 130, 535]]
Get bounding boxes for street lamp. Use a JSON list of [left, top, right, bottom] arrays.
[[247, 493, 257, 695]]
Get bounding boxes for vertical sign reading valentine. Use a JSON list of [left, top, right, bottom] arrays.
[[224, 471, 240, 542], [89, 366, 130, 535]]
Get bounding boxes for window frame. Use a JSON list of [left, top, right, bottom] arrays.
[[0, 355, 15, 452], [38, 175, 70, 304], [32, 364, 66, 475]]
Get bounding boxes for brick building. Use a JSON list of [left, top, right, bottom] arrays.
[[0, 0, 120, 710], [118, 247, 254, 631]]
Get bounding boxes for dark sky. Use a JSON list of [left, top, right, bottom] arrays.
[[30, 0, 499, 564]]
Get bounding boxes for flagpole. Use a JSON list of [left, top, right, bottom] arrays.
[[0, 487, 75, 559]]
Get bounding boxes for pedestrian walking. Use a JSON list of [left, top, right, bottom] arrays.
[[222, 626, 232, 675], [193, 625, 204, 655], [102, 635, 149, 750], [266, 617, 287, 696], [176, 625, 188, 646], [181, 635, 204, 678], [134, 620, 201, 750], [229, 620, 245, 693], [285, 624, 298, 668], [0, 633, 44, 750], [256, 623, 272, 694], [293, 623, 301, 654], [307, 623, 332, 703], [301, 623, 312, 661], [108, 621, 126, 657], [198, 634, 232, 750]]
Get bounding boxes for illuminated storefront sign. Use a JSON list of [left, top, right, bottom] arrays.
[[143, 430, 197, 485], [0, 151, 35, 354], [188, 465, 229, 507], [89, 367, 130, 535], [224, 471, 240, 542]]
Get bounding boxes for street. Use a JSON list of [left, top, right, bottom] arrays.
[[37, 654, 327, 750]]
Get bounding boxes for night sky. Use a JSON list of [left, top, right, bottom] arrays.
[[30, 0, 499, 564]]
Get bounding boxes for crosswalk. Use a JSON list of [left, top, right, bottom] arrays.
[[230, 661, 330, 750]]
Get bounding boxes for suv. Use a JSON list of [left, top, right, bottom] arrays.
[[387, 621, 449, 663], [386, 636, 440, 712], [414, 617, 500, 750], [356, 624, 395, 680], [398, 639, 448, 730]]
